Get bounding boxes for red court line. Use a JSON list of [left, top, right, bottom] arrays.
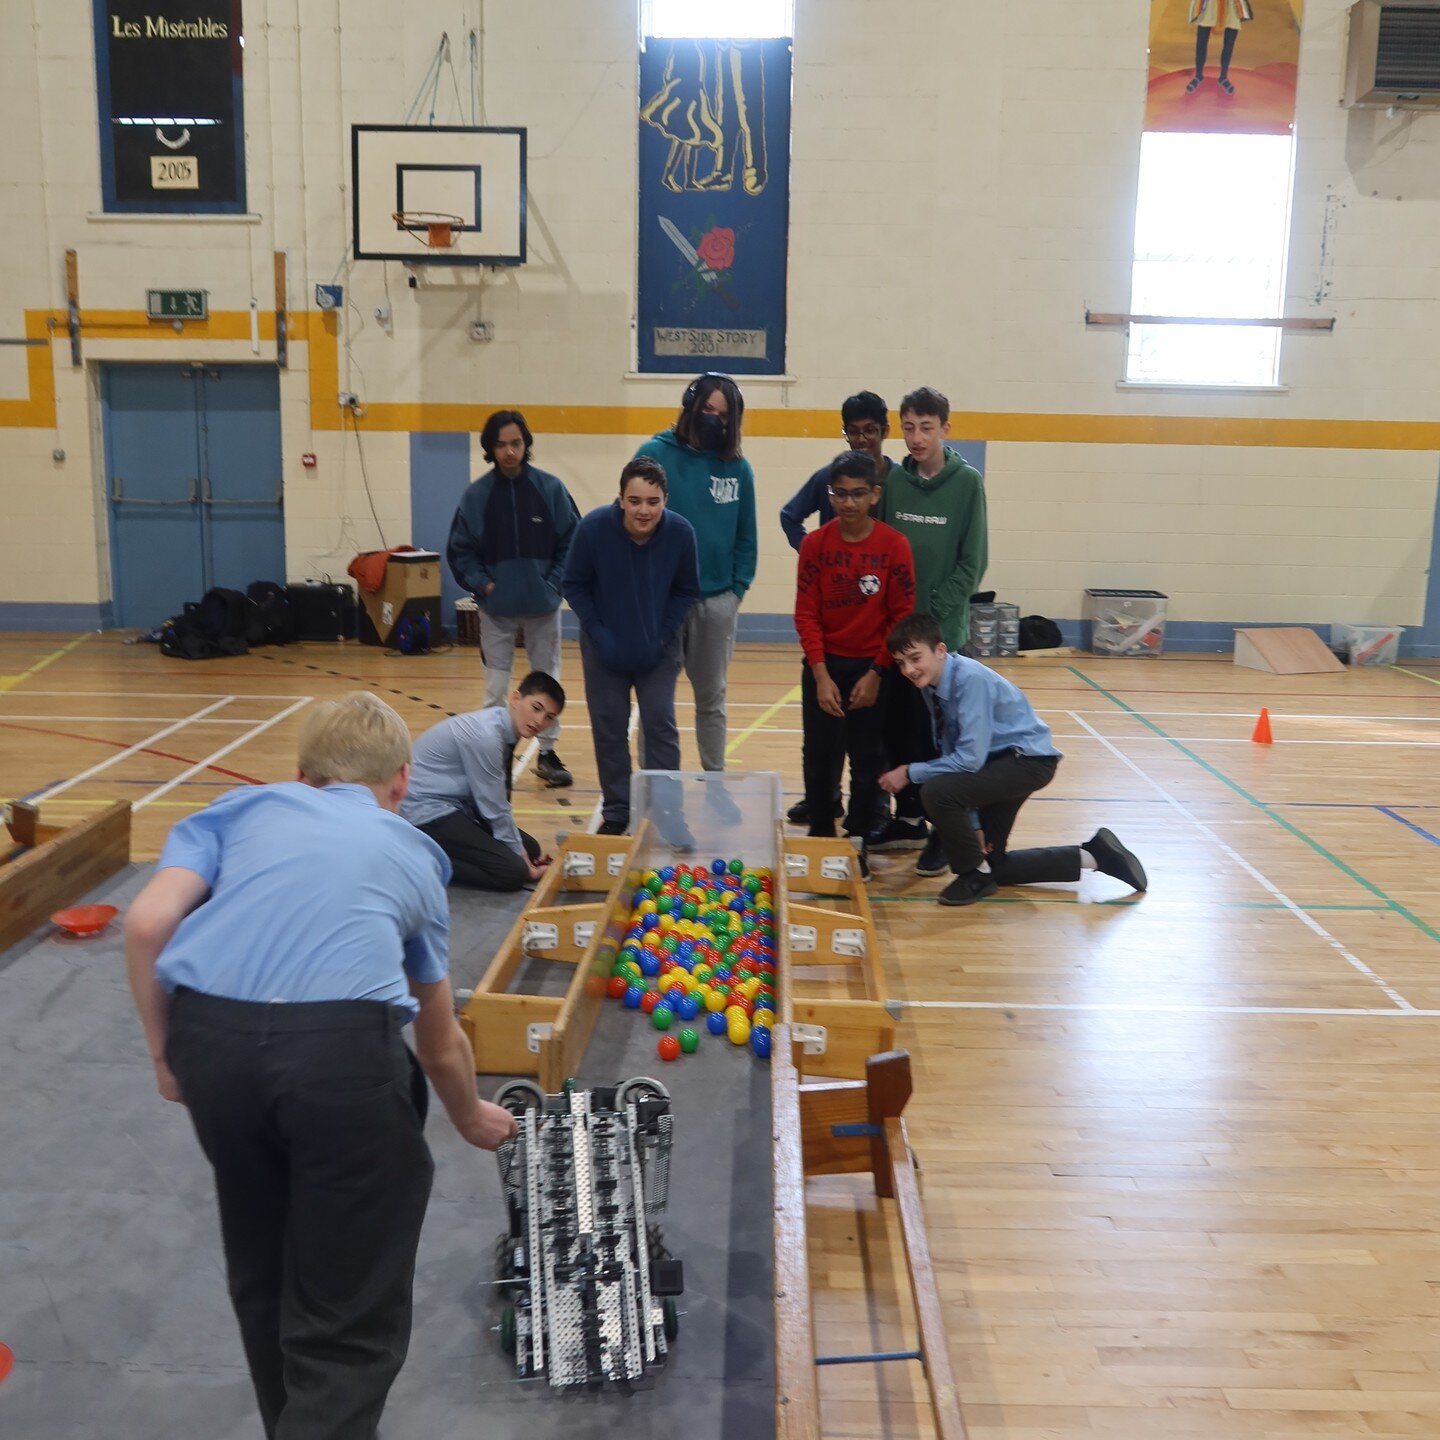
[[0, 720, 264, 786]]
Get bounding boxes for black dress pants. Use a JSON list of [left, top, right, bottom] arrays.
[[416, 809, 540, 891], [801, 656, 884, 840], [166, 989, 435, 1440], [880, 666, 937, 821], [920, 751, 1082, 884]]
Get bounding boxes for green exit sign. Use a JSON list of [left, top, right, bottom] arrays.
[[146, 289, 208, 321]]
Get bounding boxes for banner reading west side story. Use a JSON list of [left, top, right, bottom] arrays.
[[94, 0, 247, 213], [637, 36, 791, 375]]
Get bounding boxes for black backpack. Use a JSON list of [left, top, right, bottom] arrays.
[[159, 587, 251, 661], [1018, 614, 1064, 651], [246, 581, 296, 647]]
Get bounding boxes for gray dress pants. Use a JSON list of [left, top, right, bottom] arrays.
[[681, 590, 740, 771]]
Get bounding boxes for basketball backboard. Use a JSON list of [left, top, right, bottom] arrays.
[[351, 125, 527, 265]]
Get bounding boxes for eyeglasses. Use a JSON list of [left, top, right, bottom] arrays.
[[826, 486, 874, 502], [842, 424, 884, 442]]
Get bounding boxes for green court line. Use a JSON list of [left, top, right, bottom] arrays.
[[1067, 665, 1440, 945], [870, 895, 1389, 912], [1393, 664, 1440, 690]]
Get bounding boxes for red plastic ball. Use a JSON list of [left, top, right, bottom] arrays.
[[658, 1035, 681, 1062], [607, 976, 628, 999], [640, 991, 659, 1014]]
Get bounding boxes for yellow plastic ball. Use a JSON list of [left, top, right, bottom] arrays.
[[751, 1009, 773, 1030], [704, 988, 727, 1013], [728, 1018, 752, 1046]]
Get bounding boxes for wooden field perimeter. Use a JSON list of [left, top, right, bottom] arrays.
[[4, 630, 1440, 1438]]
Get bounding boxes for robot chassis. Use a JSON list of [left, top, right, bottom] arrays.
[[492, 1076, 685, 1388]]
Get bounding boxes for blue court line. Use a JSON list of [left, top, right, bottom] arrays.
[[1068, 665, 1440, 947], [1380, 807, 1440, 849]]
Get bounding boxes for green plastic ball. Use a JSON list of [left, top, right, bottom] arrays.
[[652, 1006, 674, 1030], [679, 1026, 700, 1053]]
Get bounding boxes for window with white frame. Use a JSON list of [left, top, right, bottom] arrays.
[[1126, 131, 1296, 387], [641, 0, 793, 39]]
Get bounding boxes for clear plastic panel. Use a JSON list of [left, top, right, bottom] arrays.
[[628, 769, 782, 872]]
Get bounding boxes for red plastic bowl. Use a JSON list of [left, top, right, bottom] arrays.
[[51, 904, 119, 937]]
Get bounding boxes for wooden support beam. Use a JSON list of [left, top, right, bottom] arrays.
[[772, 1025, 822, 1440], [866, 1050, 912, 1198], [0, 801, 130, 952]]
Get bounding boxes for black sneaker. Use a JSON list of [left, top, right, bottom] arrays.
[[596, 819, 628, 836], [938, 870, 998, 907], [867, 817, 928, 852], [857, 846, 871, 881], [786, 796, 846, 825], [914, 834, 949, 877], [535, 750, 573, 788], [1083, 829, 1148, 891]]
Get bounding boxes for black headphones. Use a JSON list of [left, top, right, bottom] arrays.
[[682, 372, 744, 424]]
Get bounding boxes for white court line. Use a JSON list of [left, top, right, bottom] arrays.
[[137, 698, 313, 809], [26, 697, 236, 805], [1066, 710, 1414, 1011], [11, 689, 308, 700], [0, 715, 281, 725], [1058, 734, 1440, 748], [1054, 708, 1440, 724], [899, 999, 1440, 1019]]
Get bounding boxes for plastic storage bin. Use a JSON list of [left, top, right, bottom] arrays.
[[1085, 589, 1169, 657], [969, 601, 1020, 658], [1331, 623, 1402, 666], [629, 770, 783, 869], [455, 596, 479, 646]]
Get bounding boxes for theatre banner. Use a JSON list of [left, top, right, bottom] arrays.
[[1144, 0, 1304, 135], [637, 36, 791, 375], [94, 0, 247, 212]]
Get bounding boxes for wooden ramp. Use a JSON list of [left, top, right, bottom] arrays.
[[1234, 626, 1345, 675]]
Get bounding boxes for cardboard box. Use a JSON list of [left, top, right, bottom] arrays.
[[357, 551, 442, 648]]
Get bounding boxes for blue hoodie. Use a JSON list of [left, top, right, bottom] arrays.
[[633, 430, 757, 599], [562, 502, 701, 674]]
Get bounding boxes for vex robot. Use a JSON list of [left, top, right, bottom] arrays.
[[492, 1076, 684, 1388]]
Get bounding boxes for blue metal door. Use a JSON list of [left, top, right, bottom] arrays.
[[102, 364, 284, 628]]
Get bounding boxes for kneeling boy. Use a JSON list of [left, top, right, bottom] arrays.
[[880, 614, 1147, 906], [402, 671, 564, 891]]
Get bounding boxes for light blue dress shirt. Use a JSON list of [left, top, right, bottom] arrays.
[[400, 707, 524, 854], [909, 653, 1061, 783], [155, 782, 451, 1020]]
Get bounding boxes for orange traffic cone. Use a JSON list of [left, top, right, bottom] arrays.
[[1251, 708, 1273, 745]]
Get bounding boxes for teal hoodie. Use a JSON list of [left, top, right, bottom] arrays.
[[633, 430, 757, 599], [878, 454, 987, 649]]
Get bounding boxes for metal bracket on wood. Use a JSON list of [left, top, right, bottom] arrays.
[[784, 854, 809, 877], [832, 928, 867, 957], [820, 856, 853, 881], [607, 852, 625, 876], [526, 1022, 553, 1053], [787, 924, 816, 953], [522, 922, 558, 953], [573, 921, 596, 949], [563, 851, 595, 878], [793, 1022, 827, 1055]]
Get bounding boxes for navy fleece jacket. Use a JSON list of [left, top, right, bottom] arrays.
[[561, 502, 701, 674]]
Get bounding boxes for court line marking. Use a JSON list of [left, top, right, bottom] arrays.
[[1067, 709, 1414, 1011], [0, 635, 91, 694], [0, 715, 282, 725], [25, 697, 236, 806], [870, 894, 1392, 913], [1393, 664, 1440, 689], [1379, 807, 1440, 849], [1069, 666, 1440, 948], [8, 688, 304, 700], [136, 698, 312, 809], [898, 1000, 1440, 1019], [725, 685, 802, 758]]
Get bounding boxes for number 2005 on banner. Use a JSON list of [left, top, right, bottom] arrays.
[[151, 156, 199, 190]]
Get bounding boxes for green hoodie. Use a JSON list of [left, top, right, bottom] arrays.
[[633, 430, 757, 599], [877, 454, 987, 649]]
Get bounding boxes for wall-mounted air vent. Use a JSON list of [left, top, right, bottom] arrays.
[[1344, 0, 1440, 107]]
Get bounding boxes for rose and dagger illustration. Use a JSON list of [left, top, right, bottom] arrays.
[[658, 217, 741, 313]]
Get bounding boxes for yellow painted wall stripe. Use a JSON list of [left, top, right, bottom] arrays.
[[4, 307, 1440, 451]]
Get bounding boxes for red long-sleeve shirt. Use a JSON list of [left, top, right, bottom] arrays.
[[794, 520, 915, 668]]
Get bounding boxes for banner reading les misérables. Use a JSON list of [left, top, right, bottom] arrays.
[[95, 0, 246, 213], [637, 36, 791, 375]]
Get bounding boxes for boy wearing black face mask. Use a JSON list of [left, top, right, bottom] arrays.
[[633, 373, 758, 778]]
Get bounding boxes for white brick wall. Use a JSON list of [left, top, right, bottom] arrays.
[[0, 0, 1434, 628]]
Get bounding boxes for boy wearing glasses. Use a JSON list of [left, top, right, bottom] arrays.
[[794, 451, 915, 873]]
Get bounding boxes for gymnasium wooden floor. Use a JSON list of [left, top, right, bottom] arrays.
[[5, 630, 1440, 1438]]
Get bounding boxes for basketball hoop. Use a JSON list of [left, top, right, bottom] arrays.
[[392, 211, 464, 250]]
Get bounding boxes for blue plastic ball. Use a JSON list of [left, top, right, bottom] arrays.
[[639, 953, 661, 978], [659, 866, 675, 883], [711, 858, 727, 875], [706, 1010, 727, 1036], [641, 912, 659, 931], [750, 1026, 772, 1059], [678, 994, 701, 1021], [623, 985, 645, 1010]]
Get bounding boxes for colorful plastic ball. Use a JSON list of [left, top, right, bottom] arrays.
[[704, 989, 728, 1013], [728, 1019, 751, 1046], [706, 1011, 727, 1036], [743, 875, 761, 895], [641, 910, 658, 929], [652, 1006, 674, 1030], [606, 975, 628, 999], [659, 866, 675, 883], [681, 900, 698, 921], [750, 1026, 772, 1059], [640, 991, 659, 1015], [677, 994, 701, 1021], [639, 953, 660, 978], [658, 1035, 681, 1062], [623, 985, 644, 1009], [679, 1027, 700, 1054], [751, 1007, 773, 1029], [711, 858, 727, 875], [727, 858, 743, 875]]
